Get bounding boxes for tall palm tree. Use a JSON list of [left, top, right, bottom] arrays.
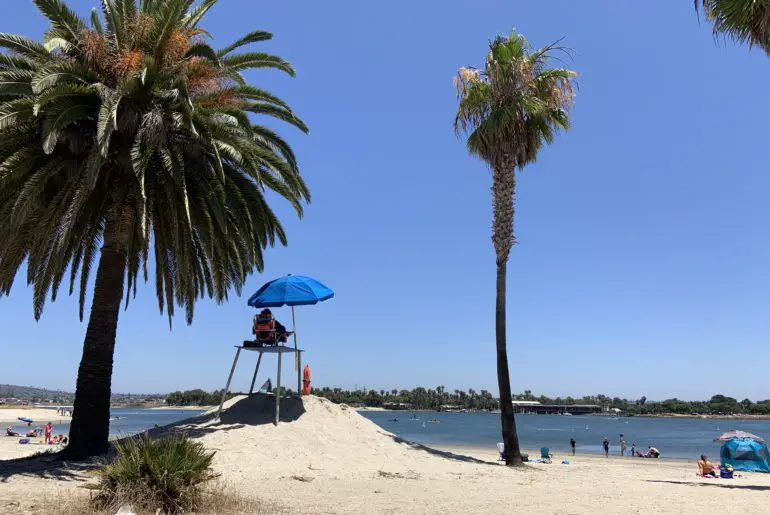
[[0, 0, 309, 459], [454, 31, 576, 466], [695, 0, 770, 53]]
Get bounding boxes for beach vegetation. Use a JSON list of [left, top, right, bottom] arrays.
[[89, 433, 219, 513], [453, 30, 577, 465], [0, 0, 309, 459]]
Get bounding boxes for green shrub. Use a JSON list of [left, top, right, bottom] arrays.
[[91, 433, 219, 513]]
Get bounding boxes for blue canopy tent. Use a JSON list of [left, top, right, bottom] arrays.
[[720, 438, 770, 473]]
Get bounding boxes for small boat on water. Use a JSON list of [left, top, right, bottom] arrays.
[[428, 418, 440, 424]]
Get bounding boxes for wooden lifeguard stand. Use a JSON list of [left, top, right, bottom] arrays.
[[217, 344, 304, 425]]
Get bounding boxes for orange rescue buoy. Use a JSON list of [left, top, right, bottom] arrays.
[[302, 364, 312, 395]]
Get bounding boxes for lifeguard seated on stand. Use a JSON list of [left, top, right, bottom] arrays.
[[251, 308, 293, 347]]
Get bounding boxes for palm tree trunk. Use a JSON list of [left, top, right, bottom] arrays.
[[496, 259, 522, 465], [492, 164, 522, 466], [62, 212, 129, 459]]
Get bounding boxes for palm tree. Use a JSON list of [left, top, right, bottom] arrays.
[[695, 0, 770, 53], [454, 31, 576, 466], [0, 0, 309, 459]]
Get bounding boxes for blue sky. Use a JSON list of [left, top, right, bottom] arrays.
[[2, 1, 769, 401]]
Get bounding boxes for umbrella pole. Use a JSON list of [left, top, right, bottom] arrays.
[[292, 306, 298, 372]]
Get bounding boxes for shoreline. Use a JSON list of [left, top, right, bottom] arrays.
[[353, 407, 770, 420], [436, 443, 697, 463]]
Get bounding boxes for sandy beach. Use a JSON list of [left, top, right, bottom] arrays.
[[1, 395, 769, 514], [0, 408, 67, 425]]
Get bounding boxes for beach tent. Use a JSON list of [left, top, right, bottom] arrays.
[[720, 438, 770, 473]]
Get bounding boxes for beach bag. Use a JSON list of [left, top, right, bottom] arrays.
[[720, 466, 734, 479]]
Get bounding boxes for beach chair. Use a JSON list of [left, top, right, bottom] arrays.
[[497, 442, 505, 462], [540, 446, 552, 464], [252, 314, 277, 346]]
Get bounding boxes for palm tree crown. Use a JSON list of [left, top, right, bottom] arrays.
[[0, 0, 309, 324], [454, 31, 575, 258], [454, 32, 576, 176], [695, 0, 770, 53]]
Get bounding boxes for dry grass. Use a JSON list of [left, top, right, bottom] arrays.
[[30, 481, 279, 515]]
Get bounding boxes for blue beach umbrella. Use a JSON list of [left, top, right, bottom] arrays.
[[247, 275, 334, 366], [247, 274, 334, 308]]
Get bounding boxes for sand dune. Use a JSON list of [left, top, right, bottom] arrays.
[[2, 395, 770, 514]]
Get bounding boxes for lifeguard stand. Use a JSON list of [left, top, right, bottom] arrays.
[[217, 343, 304, 425]]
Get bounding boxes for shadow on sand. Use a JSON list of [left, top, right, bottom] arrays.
[[149, 393, 306, 439], [387, 435, 498, 466], [644, 479, 770, 491], [0, 451, 99, 484]]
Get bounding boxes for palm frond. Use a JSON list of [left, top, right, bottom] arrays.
[[217, 30, 272, 57], [221, 52, 295, 76], [33, 0, 87, 44], [0, 33, 50, 61]]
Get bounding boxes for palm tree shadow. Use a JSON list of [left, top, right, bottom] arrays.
[[644, 479, 770, 491], [0, 452, 98, 484], [386, 435, 498, 466]]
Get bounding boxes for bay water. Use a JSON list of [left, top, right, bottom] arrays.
[[33, 407, 770, 460], [359, 411, 770, 459]]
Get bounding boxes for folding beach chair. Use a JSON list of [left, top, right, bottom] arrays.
[[497, 442, 505, 462], [540, 446, 552, 464]]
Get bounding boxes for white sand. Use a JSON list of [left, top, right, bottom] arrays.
[[0, 408, 66, 425], [2, 395, 770, 514]]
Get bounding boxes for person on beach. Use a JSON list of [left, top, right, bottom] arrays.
[[570, 438, 576, 456], [44, 422, 52, 442], [630, 442, 636, 457], [698, 455, 717, 477], [6, 426, 20, 437], [619, 434, 626, 456], [253, 308, 293, 345], [602, 437, 610, 458], [646, 446, 660, 458]]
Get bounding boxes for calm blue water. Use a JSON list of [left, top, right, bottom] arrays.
[[26, 407, 770, 460], [359, 411, 770, 459]]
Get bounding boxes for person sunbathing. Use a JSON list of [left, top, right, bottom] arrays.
[[6, 427, 20, 437], [698, 455, 717, 477]]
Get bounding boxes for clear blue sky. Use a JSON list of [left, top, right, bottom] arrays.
[[2, 1, 769, 401]]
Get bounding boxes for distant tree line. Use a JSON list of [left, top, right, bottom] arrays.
[[161, 387, 770, 416], [165, 389, 230, 406], [315, 386, 499, 410], [314, 388, 770, 415]]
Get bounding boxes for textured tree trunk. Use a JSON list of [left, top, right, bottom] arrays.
[[62, 208, 130, 460], [492, 163, 522, 466]]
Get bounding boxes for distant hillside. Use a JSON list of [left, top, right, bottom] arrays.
[[0, 384, 168, 405], [0, 384, 73, 401]]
